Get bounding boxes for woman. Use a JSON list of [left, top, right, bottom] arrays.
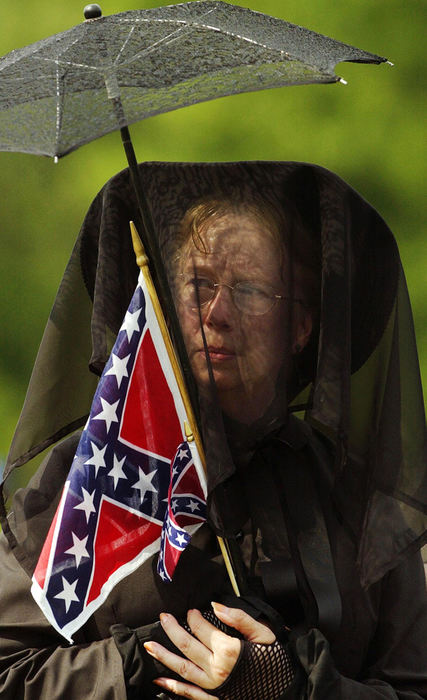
[[0, 162, 426, 699]]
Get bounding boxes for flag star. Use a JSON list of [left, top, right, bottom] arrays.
[[105, 353, 130, 388], [84, 441, 107, 476], [188, 500, 200, 513], [176, 447, 188, 461], [108, 454, 127, 489], [64, 533, 90, 568], [92, 397, 120, 433], [176, 532, 187, 546], [159, 569, 168, 581], [54, 576, 79, 613], [171, 499, 179, 513], [131, 468, 157, 502], [74, 487, 96, 523], [120, 308, 142, 342]]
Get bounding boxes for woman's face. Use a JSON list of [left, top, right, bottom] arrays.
[[175, 212, 310, 422]]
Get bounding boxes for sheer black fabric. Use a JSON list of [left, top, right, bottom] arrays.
[[1, 161, 426, 595]]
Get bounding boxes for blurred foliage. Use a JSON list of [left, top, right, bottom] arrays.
[[0, 0, 425, 460]]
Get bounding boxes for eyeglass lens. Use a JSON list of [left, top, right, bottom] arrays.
[[181, 277, 278, 316]]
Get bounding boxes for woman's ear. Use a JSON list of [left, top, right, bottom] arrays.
[[293, 311, 312, 354]]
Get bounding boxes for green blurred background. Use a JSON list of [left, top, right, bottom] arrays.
[[0, 0, 425, 463]]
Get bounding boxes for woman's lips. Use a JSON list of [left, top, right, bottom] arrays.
[[199, 346, 235, 361]]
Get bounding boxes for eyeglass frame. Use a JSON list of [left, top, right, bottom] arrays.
[[176, 274, 306, 317]]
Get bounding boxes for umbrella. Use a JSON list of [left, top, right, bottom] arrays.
[[0, 1, 386, 161]]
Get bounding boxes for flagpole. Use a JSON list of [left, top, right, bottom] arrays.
[[130, 222, 240, 597]]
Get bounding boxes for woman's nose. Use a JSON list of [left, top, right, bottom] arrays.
[[203, 285, 236, 329]]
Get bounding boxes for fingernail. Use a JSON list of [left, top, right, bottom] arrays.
[[211, 601, 227, 612], [159, 612, 170, 624], [143, 642, 156, 656], [211, 601, 231, 619]]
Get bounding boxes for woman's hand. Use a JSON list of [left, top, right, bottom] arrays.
[[143, 602, 276, 699]]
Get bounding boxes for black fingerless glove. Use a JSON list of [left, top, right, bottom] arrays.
[[214, 638, 296, 700], [167, 608, 297, 700]]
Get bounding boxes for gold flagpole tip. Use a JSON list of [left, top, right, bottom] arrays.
[[129, 221, 149, 270]]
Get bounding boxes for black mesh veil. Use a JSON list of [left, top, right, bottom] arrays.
[[1, 162, 426, 591]]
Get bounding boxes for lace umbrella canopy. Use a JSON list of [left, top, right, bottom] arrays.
[[0, 1, 386, 160]]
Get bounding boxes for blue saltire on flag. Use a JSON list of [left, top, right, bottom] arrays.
[[31, 271, 207, 642]]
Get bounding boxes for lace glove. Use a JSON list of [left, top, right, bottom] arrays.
[[214, 638, 295, 700], [181, 610, 296, 700]]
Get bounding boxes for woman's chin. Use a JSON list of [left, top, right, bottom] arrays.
[[190, 358, 277, 420]]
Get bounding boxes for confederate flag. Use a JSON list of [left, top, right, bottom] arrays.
[[31, 271, 207, 642]]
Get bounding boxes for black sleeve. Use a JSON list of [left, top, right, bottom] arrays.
[[290, 551, 427, 699], [0, 535, 128, 700]]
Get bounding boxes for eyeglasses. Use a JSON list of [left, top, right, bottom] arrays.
[[178, 276, 305, 317]]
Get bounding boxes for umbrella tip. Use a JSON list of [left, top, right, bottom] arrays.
[[84, 4, 102, 20]]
